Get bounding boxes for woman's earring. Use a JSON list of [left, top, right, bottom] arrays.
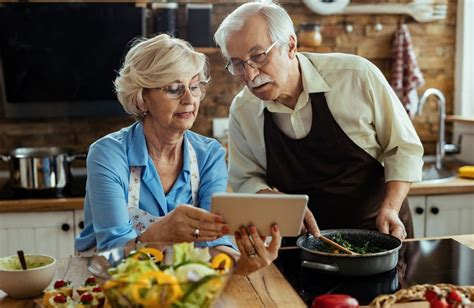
[[142, 111, 148, 117]]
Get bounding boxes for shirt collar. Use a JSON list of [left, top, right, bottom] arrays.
[[256, 52, 331, 116]]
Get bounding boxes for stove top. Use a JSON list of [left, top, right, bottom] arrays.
[[274, 239, 474, 305], [0, 172, 86, 199]]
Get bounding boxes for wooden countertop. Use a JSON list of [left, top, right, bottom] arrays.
[[409, 176, 474, 195], [1, 235, 472, 308]]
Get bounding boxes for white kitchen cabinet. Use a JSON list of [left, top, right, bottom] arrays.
[[425, 194, 474, 237], [74, 209, 85, 237], [0, 211, 75, 260], [408, 196, 426, 238], [408, 193, 474, 237]]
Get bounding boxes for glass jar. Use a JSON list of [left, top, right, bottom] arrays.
[[298, 23, 323, 48]]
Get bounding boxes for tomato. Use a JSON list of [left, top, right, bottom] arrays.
[[446, 290, 463, 304], [425, 286, 442, 302], [311, 294, 359, 308], [53, 294, 67, 303], [430, 298, 449, 308], [85, 276, 97, 286], [80, 293, 94, 304], [54, 279, 66, 289]]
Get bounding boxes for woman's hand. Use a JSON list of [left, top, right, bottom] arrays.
[[233, 224, 281, 276], [142, 204, 229, 243]]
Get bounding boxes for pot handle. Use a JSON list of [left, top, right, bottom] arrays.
[[0, 154, 10, 162], [301, 260, 339, 272], [67, 153, 87, 162]]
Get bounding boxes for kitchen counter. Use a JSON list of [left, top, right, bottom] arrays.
[[409, 176, 474, 195], [1, 235, 472, 308]]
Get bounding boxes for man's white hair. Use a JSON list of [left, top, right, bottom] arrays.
[[214, 0, 295, 59]]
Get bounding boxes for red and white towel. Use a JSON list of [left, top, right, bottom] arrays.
[[390, 24, 425, 119]]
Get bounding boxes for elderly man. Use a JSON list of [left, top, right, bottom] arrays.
[[214, 1, 423, 241]]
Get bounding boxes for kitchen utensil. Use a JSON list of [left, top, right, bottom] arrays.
[[0, 147, 86, 192], [341, 0, 447, 23], [16, 250, 27, 270], [296, 229, 402, 276], [319, 235, 359, 255]]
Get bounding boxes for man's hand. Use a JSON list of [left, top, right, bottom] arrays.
[[302, 207, 320, 237], [376, 207, 407, 240]]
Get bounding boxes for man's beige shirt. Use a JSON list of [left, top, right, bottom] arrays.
[[228, 52, 424, 193]]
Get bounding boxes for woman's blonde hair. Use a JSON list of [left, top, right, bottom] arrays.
[[114, 34, 209, 119]]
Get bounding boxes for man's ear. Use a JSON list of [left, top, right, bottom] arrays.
[[288, 35, 297, 59]]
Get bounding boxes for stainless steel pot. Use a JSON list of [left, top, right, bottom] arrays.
[[296, 229, 402, 276], [0, 147, 86, 191]]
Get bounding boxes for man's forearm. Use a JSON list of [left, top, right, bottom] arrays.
[[381, 181, 411, 212]]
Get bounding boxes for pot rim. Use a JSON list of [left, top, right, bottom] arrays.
[[9, 146, 73, 158], [296, 229, 402, 258]]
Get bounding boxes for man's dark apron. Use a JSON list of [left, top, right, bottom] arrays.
[[264, 92, 413, 245]]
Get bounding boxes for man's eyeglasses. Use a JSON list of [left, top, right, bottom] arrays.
[[156, 81, 208, 100], [225, 41, 278, 76]]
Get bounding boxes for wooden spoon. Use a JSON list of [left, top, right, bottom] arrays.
[[17, 250, 27, 270], [319, 235, 359, 256]]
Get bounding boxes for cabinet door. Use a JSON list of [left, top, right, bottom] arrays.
[[426, 194, 474, 237], [0, 211, 75, 260], [74, 210, 85, 237], [408, 196, 426, 238]]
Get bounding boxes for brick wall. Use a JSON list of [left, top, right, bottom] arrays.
[[0, 0, 455, 160]]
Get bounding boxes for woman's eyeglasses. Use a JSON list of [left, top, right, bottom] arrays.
[[225, 41, 278, 76], [156, 81, 208, 100]]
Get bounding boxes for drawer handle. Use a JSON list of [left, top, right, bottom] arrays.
[[430, 207, 440, 215], [61, 223, 71, 232], [78, 221, 84, 230], [415, 207, 424, 215]]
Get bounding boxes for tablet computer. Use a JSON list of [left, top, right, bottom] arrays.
[[210, 192, 308, 237]]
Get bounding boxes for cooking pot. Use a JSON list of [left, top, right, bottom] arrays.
[[0, 147, 86, 191], [296, 229, 402, 276]]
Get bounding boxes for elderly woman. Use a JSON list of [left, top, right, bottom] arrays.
[[75, 34, 280, 275]]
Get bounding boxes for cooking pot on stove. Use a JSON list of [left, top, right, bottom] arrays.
[[297, 229, 402, 276], [0, 147, 86, 191]]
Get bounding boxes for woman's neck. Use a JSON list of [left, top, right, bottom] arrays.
[[143, 119, 184, 164]]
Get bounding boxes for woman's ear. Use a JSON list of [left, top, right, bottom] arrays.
[[137, 89, 148, 113], [288, 35, 297, 59]]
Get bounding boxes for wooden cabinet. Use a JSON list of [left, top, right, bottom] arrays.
[[408, 193, 474, 237], [0, 211, 77, 260]]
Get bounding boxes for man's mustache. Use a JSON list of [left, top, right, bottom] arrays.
[[248, 74, 273, 88]]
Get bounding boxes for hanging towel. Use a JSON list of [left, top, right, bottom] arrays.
[[390, 24, 425, 119]]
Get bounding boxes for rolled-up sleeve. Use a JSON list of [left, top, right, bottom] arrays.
[[365, 64, 424, 182]]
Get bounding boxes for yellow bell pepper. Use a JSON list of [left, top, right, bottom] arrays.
[[130, 271, 183, 307], [131, 247, 164, 262], [211, 253, 233, 272]]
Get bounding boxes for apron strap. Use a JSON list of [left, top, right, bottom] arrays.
[[188, 141, 200, 207], [128, 166, 142, 209]]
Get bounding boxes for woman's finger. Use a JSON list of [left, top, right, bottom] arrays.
[[239, 227, 257, 257], [268, 224, 281, 254], [183, 204, 223, 223], [248, 226, 265, 256]]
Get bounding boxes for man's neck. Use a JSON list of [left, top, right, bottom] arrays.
[[274, 58, 303, 110]]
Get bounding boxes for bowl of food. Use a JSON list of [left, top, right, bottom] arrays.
[[94, 242, 234, 308], [0, 254, 56, 298]]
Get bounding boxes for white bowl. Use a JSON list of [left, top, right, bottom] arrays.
[[0, 254, 56, 299]]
